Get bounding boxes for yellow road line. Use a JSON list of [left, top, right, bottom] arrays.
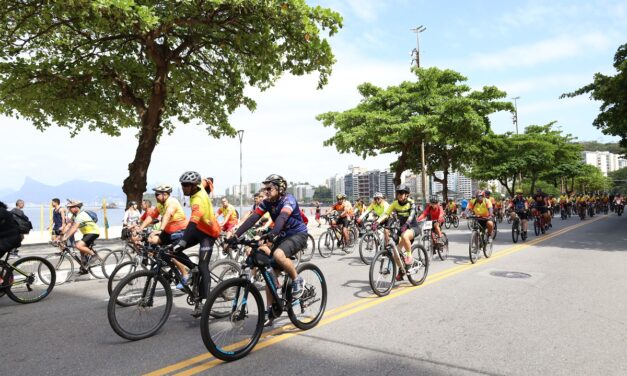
[[146, 216, 605, 376]]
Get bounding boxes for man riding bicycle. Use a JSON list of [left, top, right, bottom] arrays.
[[230, 174, 308, 327], [464, 191, 494, 242], [330, 194, 353, 248], [60, 200, 102, 273], [509, 189, 529, 236], [358, 192, 389, 223], [416, 196, 445, 243], [532, 188, 551, 228]]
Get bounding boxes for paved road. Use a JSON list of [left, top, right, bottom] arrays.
[[3, 214, 626, 375]]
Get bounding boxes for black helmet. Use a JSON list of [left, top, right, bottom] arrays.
[[485, 190, 491, 196], [429, 196, 438, 203], [396, 184, 410, 194], [179, 171, 201, 185], [262, 174, 287, 194]]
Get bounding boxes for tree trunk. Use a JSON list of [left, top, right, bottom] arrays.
[[122, 62, 168, 206], [431, 169, 449, 203], [529, 173, 538, 195], [499, 178, 513, 197], [393, 152, 408, 186]]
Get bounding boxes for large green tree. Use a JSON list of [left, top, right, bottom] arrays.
[[561, 43, 627, 147], [317, 67, 511, 202], [0, 0, 342, 203]]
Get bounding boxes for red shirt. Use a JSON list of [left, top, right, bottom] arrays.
[[418, 204, 444, 222], [140, 208, 160, 223]]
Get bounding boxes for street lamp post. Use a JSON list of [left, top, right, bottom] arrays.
[[411, 25, 428, 207], [237, 129, 244, 219]]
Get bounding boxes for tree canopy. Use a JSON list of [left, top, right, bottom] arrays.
[[561, 43, 627, 147], [0, 0, 342, 202], [317, 67, 512, 201]]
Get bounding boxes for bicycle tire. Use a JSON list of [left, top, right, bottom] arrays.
[[437, 233, 449, 261], [358, 232, 379, 265], [521, 228, 528, 241], [343, 229, 357, 254], [44, 252, 74, 284], [287, 263, 327, 330], [444, 217, 451, 229], [318, 232, 333, 258], [469, 231, 480, 264], [534, 219, 540, 236], [300, 234, 316, 262], [453, 216, 459, 228], [483, 238, 493, 258], [512, 221, 519, 243], [89, 249, 115, 279], [108, 270, 172, 340], [407, 244, 429, 286], [369, 248, 396, 297], [107, 260, 140, 297], [6, 256, 55, 304], [102, 248, 127, 279], [492, 221, 498, 240], [200, 278, 264, 362]]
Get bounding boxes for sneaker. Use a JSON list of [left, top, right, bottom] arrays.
[[264, 307, 275, 327], [395, 272, 404, 281], [191, 302, 204, 318], [403, 255, 413, 265], [176, 276, 189, 290], [78, 268, 89, 275], [291, 276, 304, 299]]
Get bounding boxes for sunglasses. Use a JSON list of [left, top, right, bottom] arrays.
[[263, 186, 276, 192]]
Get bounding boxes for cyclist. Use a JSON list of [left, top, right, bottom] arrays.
[[142, 184, 190, 288], [461, 197, 468, 212], [354, 198, 365, 218], [531, 189, 551, 229], [374, 185, 418, 280], [330, 194, 353, 248], [123, 201, 141, 227], [217, 197, 238, 237], [464, 191, 494, 242], [446, 198, 457, 217], [559, 192, 569, 214], [60, 200, 102, 273], [509, 189, 529, 236], [415, 196, 445, 245], [230, 174, 308, 326], [170, 171, 221, 317], [358, 192, 389, 223]]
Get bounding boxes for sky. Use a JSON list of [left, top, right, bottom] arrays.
[[1, 0, 625, 195]]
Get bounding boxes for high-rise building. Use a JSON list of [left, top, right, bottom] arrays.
[[583, 150, 626, 176]]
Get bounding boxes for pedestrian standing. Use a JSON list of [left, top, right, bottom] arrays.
[[314, 201, 322, 227], [9, 199, 28, 257], [123, 201, 141, 226], [50, 198, 67, 242]]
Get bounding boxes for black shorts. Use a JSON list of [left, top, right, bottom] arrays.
[[272, 233, 309, 259], [534, 205, 548, 214], [80, 233, 99, 247], [515, 211, 528, 220], [159, 230, 184, 246], [53, 228, 62, 236], [337, 217, 349, 228]]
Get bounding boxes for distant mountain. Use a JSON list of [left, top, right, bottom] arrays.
[[0, 188, 15, 198], [1, 177, 124, 205]]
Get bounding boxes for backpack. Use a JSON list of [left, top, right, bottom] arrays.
[[12, 211, 33, 234], [84, 210, 98, 223]]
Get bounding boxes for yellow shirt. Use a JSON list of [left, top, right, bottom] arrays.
[[189, 187, 220, 237], [468, 198, 492, 218], [72, 211, 100, 235], [157, 196, 187, 233]]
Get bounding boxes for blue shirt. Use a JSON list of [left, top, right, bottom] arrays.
[[255, 194, 307, 238], [461, 199, 468, 209]]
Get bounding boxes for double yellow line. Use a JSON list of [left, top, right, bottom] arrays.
[[145, 216, 605, 376]]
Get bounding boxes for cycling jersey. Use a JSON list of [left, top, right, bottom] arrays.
[[156, 197, 187, 234], [190, 187, 220, 238], [332, 201, 354, 217], [363, 201, 389, 217], [218, 204, 238, 226], [447, 202, 457, 212], [511, 198, 527, 211], [72, 211, 100, 235], [417, 204, 444, 222], [384, 199, 417, 226], [255, 193, 307, 238], [467, 199, 492, 218]]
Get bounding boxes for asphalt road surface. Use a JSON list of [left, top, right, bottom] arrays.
[[2, 214, 626, 375]]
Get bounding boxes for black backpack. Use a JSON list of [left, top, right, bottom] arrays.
[[12, 211, 33, 234]]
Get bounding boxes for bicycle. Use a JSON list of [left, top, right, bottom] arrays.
[[199, 234, 327, 362], [467, 216, 493, 264], [369, 219, 429, 297], [444, 212, 459, 229], [358, 218, 383, 265], [107, 245, 241, 340], [0, 250, 55, 304], [318, 214, 356, 258], [532, 207, 549, 236], [511, 211, 528, 243], [45, 240, 116, 283], [419, 220, 449, 261]]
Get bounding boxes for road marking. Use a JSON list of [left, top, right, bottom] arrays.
[[145, 216, 606, 376]]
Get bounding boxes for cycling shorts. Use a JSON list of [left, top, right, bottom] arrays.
[[80, 233, 99, 247], [515, 211, 528, 220], [534, 206, 548, 214], [222, 222, 237, 233], [272, 232, 308, 259], [159, 230, 184, 246], [336, 217, 349, 228]]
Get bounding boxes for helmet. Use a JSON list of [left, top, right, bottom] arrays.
[[476, 190, 484, 197], [152, 184, 173, 193], [395, 184, 410, 194], [536, 188, 542, 193], [179, 171, 201, 185], [429, 196, 438, 203], [515, 189, 523, 194], [128, 201, 137, 206], [484, 190, 491, 196], [373, 192, 384, 199], [262, 174, 287, 194], [336, 194, 346, 200], [66, 200, 83, 208]]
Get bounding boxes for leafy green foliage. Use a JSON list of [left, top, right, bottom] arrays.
[[562, 43, 627, 147], [312, 185, 332, 203]]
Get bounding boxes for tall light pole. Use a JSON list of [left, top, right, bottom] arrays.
[[237, 129, 244, 218], [512, 96, 520, 134], [411, 25, 428, 207]]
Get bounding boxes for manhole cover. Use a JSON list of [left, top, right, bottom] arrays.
[[490, 271, 532, 279]]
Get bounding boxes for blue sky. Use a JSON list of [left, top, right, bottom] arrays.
[[0, 0, 625, 196]]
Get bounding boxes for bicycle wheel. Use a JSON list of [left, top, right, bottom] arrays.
[[358, 233, 379, 265], [287, 263, 327, 330], [300, 234, 316, 262], [469, 231, 480, 264], [6, 256, 55, 304], [369, 248, 396, 297], [436, 233, 449, 261], [407, 244, 429, 286], [88, 249, 115, 279], [511, 223, 519, 243], [44, 252, 74, 284], [483, 237, 493, 258], [534, 219, 540, 236], [521, 228, 528, 241], [108, 270, 172, 340], [343, 229, 357, 254], [453, 216, 459, 228], [107, 261, 140, 297], [200, 278, 264, 362], [421, 235, 431, 261], [318, 232, 334, 258], [444, 217, 451, 229], [492, 221, 498, 240], [102, 249, 127, 279]]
